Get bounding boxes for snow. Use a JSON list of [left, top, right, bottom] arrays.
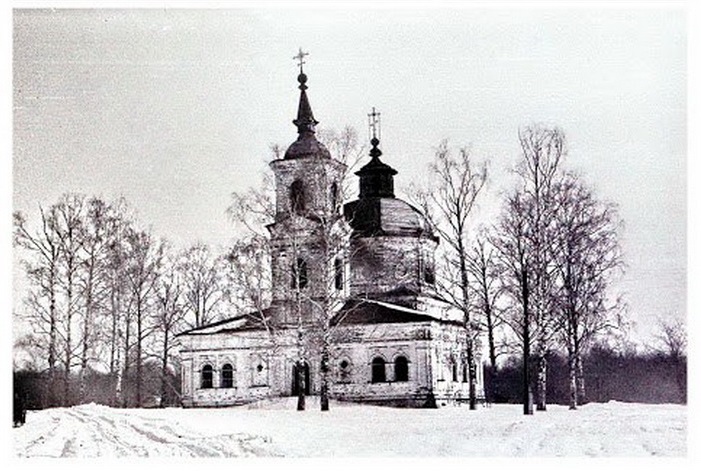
[[12, 398, 686, 458]]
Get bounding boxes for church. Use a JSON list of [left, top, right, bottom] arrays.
[[178, 55, 482, 408]]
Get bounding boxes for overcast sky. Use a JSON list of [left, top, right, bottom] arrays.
[[11, 7, 687, 343]]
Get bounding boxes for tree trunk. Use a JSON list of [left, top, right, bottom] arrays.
[[160, 331, 169, 408], [485, 304, 497, 371], [467, 337, 477, 410], [109, 287, 118, 375], [320, 349, 330, 412], [121, 314, 130, 408], [115, 367, 123, 408], [575, 354, 586, 405], [535, 351, 547, 411], [80, 271, 94, 403], [521, 269, 533, 415], [48, 271, 58, 407], [64, 277, 73, 406], [482, 283, 496, 403], [296, 360, 306, 411], [458, 236, 477, 410], [567, 345, 577, 410], [136, 300, 143, 407]]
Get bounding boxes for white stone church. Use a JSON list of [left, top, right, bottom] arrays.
[[178, 60, 482, 408]]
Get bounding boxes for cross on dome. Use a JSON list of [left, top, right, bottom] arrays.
[[293, 47, 309, 74], [368, 107, 381, 142]]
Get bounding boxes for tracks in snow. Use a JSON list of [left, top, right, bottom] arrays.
[[14, 405, 280, 458]]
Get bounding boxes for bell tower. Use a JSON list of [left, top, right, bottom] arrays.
[[268, 50, 348, 324]]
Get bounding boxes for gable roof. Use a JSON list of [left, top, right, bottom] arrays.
[[175, 309, 272, 337]]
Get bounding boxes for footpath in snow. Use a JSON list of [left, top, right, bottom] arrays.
[[12, 398, 686, 457]]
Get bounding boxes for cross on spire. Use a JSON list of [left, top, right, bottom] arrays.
[[368, 107, 381, 142], [293, 47, 309, 74]]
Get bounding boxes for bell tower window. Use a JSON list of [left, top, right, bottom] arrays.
[[330, 181, 339, 211], [424, 263, 435, 285], [334, 257, 344, 290], [290, 180, 306, 213]]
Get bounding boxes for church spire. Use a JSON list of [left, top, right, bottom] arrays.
[[356, 107, 397, 198], [292, 48, 318, 136], [284, 49, 330, 160]]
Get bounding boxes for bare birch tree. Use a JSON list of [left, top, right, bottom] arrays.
[[14, 206, 62, 406], [153, 250, 186, 407], [513, 125, 565, 411], [53, 194, 88, 405], [550, 172, 624, 409], [411, 141, 487, 410], [466, 233, 506, 402], [492, 191, 535, 414], [123, 228, 163, 407], [178, 243, 226, 328], [103, 198, 134, 406], [76, 197, 112, 401]]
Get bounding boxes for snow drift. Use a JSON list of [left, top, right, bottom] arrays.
[[13, 398, 686, 457]]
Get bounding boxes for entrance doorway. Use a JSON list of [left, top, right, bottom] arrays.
[[291, 361, 311, 395]]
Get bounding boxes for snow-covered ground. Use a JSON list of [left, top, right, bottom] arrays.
[[12, 398, 686, 457]]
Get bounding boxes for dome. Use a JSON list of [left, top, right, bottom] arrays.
[[344, 197, 437, 240], [284, 134, 332, 160]]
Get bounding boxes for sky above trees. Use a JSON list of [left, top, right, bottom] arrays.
[[10, 7, 686, 343]]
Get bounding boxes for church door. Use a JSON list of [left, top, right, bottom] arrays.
[[291, 361, 311, 395]]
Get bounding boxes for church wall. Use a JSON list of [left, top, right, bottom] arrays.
[[180, 330, 298, 407], [180, 320, 481, 408], [427, 323, 480, 406], [328, 321, 478, 407], [349, 236, 421, 297], [349, 235, 439, 304]]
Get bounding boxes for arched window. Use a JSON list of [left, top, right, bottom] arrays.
[[291, 257, 308, 289], [338, 359, 352, 383], [371, 357, 386, 383], [330, 182, 339, 211], [201, 364, 213, 389], [221, 363, 234, 388], [292, 361, 310, 395], [394, 356, 409, 382], [424, 264, 435, 285], [290, 180, 306, 213], [334, 257, 344, 290], [451, 358, 458, 382]]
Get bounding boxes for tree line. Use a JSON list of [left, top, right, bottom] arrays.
[[488, 333, 687, 405], [414, 124, 685, 412], [13, 195, 244, 408], [14, 124, 686, 412]]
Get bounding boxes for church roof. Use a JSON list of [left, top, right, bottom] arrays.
[[177, 299, 459, 337], [344, 197, 437, 239], [332, 299, 462, 327], [175, 310, 273, 336]]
